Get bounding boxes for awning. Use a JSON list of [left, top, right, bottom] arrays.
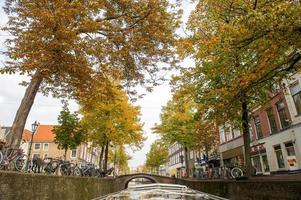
[[221, 146, 243, 160]]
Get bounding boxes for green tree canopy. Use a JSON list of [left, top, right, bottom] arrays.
[[145, 140, 168, 171], [53, 104, 85, 160]]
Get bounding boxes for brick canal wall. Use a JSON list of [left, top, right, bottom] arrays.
[[1, 171, 301, 200], [177, 179, 301, 200], [0, 171, 115, 200]]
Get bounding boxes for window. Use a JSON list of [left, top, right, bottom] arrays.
[[71, 149, 77, 158], [266, 108, 277, 134], [252, 155, 262, 173], [254, 116, 263, 139], [274, 145, 285, 168], [225, 126, 233, 141], [262, 154, 270, 172], [290, 82, 301, 115], [276, 101, 290, 129], [233, 129, 241, 138], [43, 143, 49, 151], [219, 127, 226, 143], [285, 142, 296, 156], [34, 143, 40, 150]]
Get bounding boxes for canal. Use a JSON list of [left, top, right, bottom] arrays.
[[93, 178, 228, 200]]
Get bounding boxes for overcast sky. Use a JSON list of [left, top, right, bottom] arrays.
[[0, 1, 195, 168]]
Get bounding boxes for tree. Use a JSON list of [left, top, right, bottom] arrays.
[[81, 82, 145, 171], [177, 0, 301, 177], [53, 104, 85, 160], [153, 92, 197, 176], [145, 140, 168, 174], [108, 145, 131, 175], [2, 0, 180, 148]]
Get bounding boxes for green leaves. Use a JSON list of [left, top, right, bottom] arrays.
[[145, 140, 168, 169], [53, 105, 85, 153]]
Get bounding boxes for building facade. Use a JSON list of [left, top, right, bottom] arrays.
[[218, 73, 301, 174], [23, 124, 100, 166], [167, 142, 185, 178]]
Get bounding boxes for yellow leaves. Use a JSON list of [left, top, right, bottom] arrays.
[[80, 81, 144, 147]]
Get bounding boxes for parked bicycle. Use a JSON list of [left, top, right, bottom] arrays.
[[43, 157, 74, 175], [0, 146, 28, 171]]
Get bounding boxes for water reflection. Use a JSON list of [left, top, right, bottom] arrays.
[[127, 178, 154, 187], [94, 184, 228, 200]]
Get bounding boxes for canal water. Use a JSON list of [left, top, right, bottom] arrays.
[[93, 178, 228, 200]]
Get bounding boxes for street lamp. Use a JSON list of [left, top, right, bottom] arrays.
[[180, 154, 184, 178], [25, 121, 39, 171]]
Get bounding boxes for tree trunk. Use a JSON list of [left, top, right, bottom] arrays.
[[98, 145, 105, 170], [6, 71, 43, 148], [241, 93, 251, 178], [103, 141, 109, 172], [64, 148, 68, 161], [184, 146, 189, 178]]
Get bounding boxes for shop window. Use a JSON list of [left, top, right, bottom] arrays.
[[252, 155, 262, 173], [276, 101, 290, 129], [290, 81, 301, 115], [254, 116, 263, 139], [285, 142, 296, 156], [266, 108, 277, 134], [274, 145, 285, 168], [262, 154, 270, 172]]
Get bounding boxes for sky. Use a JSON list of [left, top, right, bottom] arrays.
[[0, 1, 195, 168]]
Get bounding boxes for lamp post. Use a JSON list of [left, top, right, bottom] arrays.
[[25, 121, 39, 171], [180, 154, 184, 178]]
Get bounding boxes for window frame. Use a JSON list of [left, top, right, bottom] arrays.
[[285, 141, 296, 156], [290, 81, 301, 115], [274, 145, 285, 169], [276, 101, 290, 129], [254, 116, 263, 139], [70, 149, 77, 158], [43, 143, 49, 151], [266, 107, 277, 134], [34, 143, 40, 150]]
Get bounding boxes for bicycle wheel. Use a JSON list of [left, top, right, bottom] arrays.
[[61, 163, 73, 176], [14, 154, 28, 172], [73, 166, 82, 176], [231, 167, 243, 178]]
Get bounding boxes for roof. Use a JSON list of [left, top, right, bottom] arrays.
[[22, 129, 32, 142], [32, 125, 56, 142]]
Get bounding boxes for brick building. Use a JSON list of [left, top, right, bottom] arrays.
[[218, 73, 301, 174]]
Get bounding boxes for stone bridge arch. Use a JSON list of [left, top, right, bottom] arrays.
[[114, 173, 177, 190], [123, 174, 158, 188]]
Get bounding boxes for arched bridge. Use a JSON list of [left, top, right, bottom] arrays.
[[114, 173, 177, 190]]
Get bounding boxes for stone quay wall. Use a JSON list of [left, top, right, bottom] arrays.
[[0, 171, 115, 200], [1, 171, 301, 200]]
